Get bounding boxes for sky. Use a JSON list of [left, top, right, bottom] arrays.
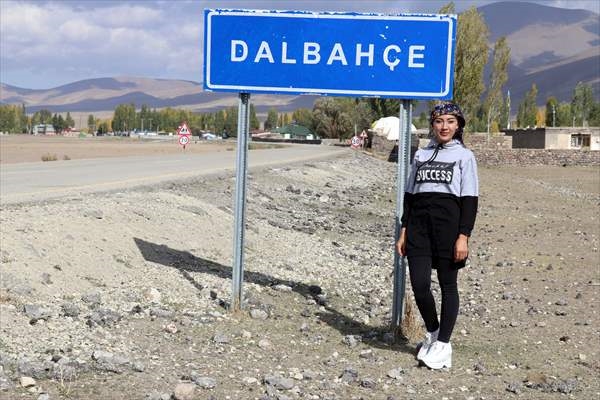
[[1, 0, 599, 89]]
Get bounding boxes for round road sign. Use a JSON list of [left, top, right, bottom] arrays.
[[179, 135, 189, 146]]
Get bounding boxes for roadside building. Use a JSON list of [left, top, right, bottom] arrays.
[[32, 124, 56, 135], [504, 127, 600, 150], [273, 123, 315, 140]]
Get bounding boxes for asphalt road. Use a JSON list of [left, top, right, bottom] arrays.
[[0, 144, 348, 205]]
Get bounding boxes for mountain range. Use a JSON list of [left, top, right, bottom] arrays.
[[1, 1, 598, 117]]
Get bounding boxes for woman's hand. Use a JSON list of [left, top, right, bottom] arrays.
[[454, 234, 469, 261], [397, 228, 407, 256]]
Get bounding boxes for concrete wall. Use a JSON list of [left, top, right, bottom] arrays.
[[473, 149, 599, 166], [504, 128, 546, 148], [504, 127, 600, 150]]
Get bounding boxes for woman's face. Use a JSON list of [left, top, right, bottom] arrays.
[[432, 114, 459, 144]]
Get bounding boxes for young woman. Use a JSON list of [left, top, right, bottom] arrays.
[[397, 102, 479, 370]]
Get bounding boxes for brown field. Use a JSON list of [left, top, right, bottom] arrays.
[[0, 134, 236, 164]]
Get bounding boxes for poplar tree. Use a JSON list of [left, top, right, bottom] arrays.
[[264, 108, 278, 130], [517, 84, 538, 128], [291, 108, 314, 129], [571, 82, 594, 126], [485, 36, 510, 133], [452, 6, 489, 130], [249, 104, 259, 130]]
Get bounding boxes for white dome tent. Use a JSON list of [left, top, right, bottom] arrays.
[[370, 116, 417, 141]]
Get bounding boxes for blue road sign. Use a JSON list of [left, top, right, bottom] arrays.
[[204, 9, 456, 99]]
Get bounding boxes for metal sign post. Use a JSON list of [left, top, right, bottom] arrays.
[[231, 92, 250, 312], [203, 9, 456, 318], [392, 100, 412, 329]]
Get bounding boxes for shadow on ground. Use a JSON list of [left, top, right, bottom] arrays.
[[134, 237, 414, 355]]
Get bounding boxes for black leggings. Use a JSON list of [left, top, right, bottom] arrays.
[[407, 256, 459, 343]]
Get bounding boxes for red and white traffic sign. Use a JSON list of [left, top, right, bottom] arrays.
[[350, 136, 362, 149], [179, 135, 189, 146], [177, 122, 191, 136]]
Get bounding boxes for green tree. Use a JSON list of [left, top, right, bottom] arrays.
[[112, 103, 136, 132], [556, 102, 572, 127], [0, 104, 23, 133], [312, 98, 349, 139], [363, 98, 400, 119], [291, 108, 314, 130], [214, 110, 226, 134], [97, 120, 110, 135], [224, 106, 238, 136], [264, 107, 278, 130], [571, 82, 594, 126], [453, 6, 489, 131], [249, 104, 260, 130], [87, 114, 96, 133], [517, 83, 538, 128], [485, 36, 510, 133], [588, 102, 600, 126], [65, 112, 75, 128], [52, 113, 66, 133]]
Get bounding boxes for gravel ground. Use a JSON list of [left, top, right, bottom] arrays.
[[0, 150, 598, 400]]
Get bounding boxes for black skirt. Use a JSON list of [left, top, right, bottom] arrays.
[[405, 193, 466, 269]]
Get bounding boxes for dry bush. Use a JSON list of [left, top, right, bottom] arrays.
[[41, 153, 58, 162]]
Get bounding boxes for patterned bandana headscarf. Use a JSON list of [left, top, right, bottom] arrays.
[[429, 102, 466, 143], [430, 102, 465, 128]]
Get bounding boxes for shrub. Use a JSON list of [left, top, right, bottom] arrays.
[[41, 153, 58, 162]]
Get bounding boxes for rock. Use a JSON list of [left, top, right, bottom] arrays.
[[61, 302, 80, 318], [387, 368, 404, 379], [264, 374, 294, 390], [213, 332, 230, 344], [506, 382, 521, 394], [18, 359, 51, 380], [23, 304, 52, 323], [143, 288, 162, 303], [342, 335, 360, 347], [193, 376, 217, 389], [86, 308, 121, 327], [150, 307, 175, 319], [525, 372, 548, 385], [339, 367, 358, 383], [258, 339, 271, 349], [92, 350, 130, 373], [41, 273, 52, 285], [20, 376, 36, 388], [81, 292, 102, 306], [360, 377, 376, 388], [173, 382, 196, 400], [272, 284, 292, 292], [250, 309, 269, 320]]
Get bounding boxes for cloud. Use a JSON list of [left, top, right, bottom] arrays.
[[0, 1, 200, 88]]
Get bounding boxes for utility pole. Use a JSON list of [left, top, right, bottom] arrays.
[[506, 89, 511, 129], [552, 104, 556, 127]]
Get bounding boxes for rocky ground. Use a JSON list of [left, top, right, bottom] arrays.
[[0, 150, 598, 400]]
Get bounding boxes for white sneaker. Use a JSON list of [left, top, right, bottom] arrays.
[[416, 329, 439, 361], [421, 341, 452, 369]]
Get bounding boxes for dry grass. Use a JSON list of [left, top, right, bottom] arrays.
[[41, 153, 58, 162]]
